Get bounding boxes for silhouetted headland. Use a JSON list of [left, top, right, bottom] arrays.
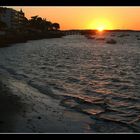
[[0, 31, 65, 47], [0, 7, 65, 47]]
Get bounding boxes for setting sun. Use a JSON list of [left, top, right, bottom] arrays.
[[88, 18, 113, 30], [97, 26, 105, 32]]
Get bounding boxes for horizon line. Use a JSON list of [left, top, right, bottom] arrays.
[[61, 29, 140, 31]]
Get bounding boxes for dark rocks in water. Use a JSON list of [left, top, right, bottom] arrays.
[[118, 34, 130, 37], [137, 38, 140, 40], [106, 39, 117, 44], [86, 35, 95, 39], [96, 38, 105, 40], [38, 116, 42, 120], [40, 66, 46, 70], [118, 35, 124, 37]]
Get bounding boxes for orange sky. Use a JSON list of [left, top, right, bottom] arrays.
[[7, 6, 140, 30]]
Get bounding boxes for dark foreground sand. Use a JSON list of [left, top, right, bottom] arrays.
[[0, 75, 94, 133], [0, 81, 23, 132]]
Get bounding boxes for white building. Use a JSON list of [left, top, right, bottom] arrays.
[[0, 7, 25, 29]]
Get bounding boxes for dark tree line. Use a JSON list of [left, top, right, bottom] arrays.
[[22, 15, 60, 31]]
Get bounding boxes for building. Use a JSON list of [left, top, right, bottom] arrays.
[[0, 7, 26, 29]]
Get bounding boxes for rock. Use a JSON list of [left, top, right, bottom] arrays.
[[38, 116, 42, 120], [96, 38, 105, 40], [86, 35, 95, 39], [106, 39, 117, 44], [118, 34, 129, 37]]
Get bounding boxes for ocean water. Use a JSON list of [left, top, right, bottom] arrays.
[[0, 32, 140, 132]]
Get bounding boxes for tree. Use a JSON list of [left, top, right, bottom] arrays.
[[29, 16, 43, 30], [31, 15, 38, 21], [28, 15, 60, 32], [43, 19, 53, 31], [29, 16, 51, 31], [52, 23, 60, 30]]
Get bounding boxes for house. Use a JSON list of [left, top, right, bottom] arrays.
[[0, 7, 26, 29]]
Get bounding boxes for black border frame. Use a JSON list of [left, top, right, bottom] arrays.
[[0, 0, 140, 6]]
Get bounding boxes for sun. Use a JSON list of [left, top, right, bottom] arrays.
[[88, 18, 113, 31], [97, 26, 105, 32]]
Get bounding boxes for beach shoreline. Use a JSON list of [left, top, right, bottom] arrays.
[[0, 79, 22, 133], [0, 75, 94, 133]]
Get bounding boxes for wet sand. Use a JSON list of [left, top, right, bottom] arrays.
[[0, 75, 94, 133], [0, 80, 22, 132]]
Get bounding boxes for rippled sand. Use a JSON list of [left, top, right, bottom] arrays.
[[0, 32, 140, 132]]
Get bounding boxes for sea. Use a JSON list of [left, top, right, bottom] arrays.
[[0, 31, 140, 132]]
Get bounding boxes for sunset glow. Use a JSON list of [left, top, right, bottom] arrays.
[[88, 18, 113, 30], [97, 26, 104, 32], [7, 7, 140, 30]]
